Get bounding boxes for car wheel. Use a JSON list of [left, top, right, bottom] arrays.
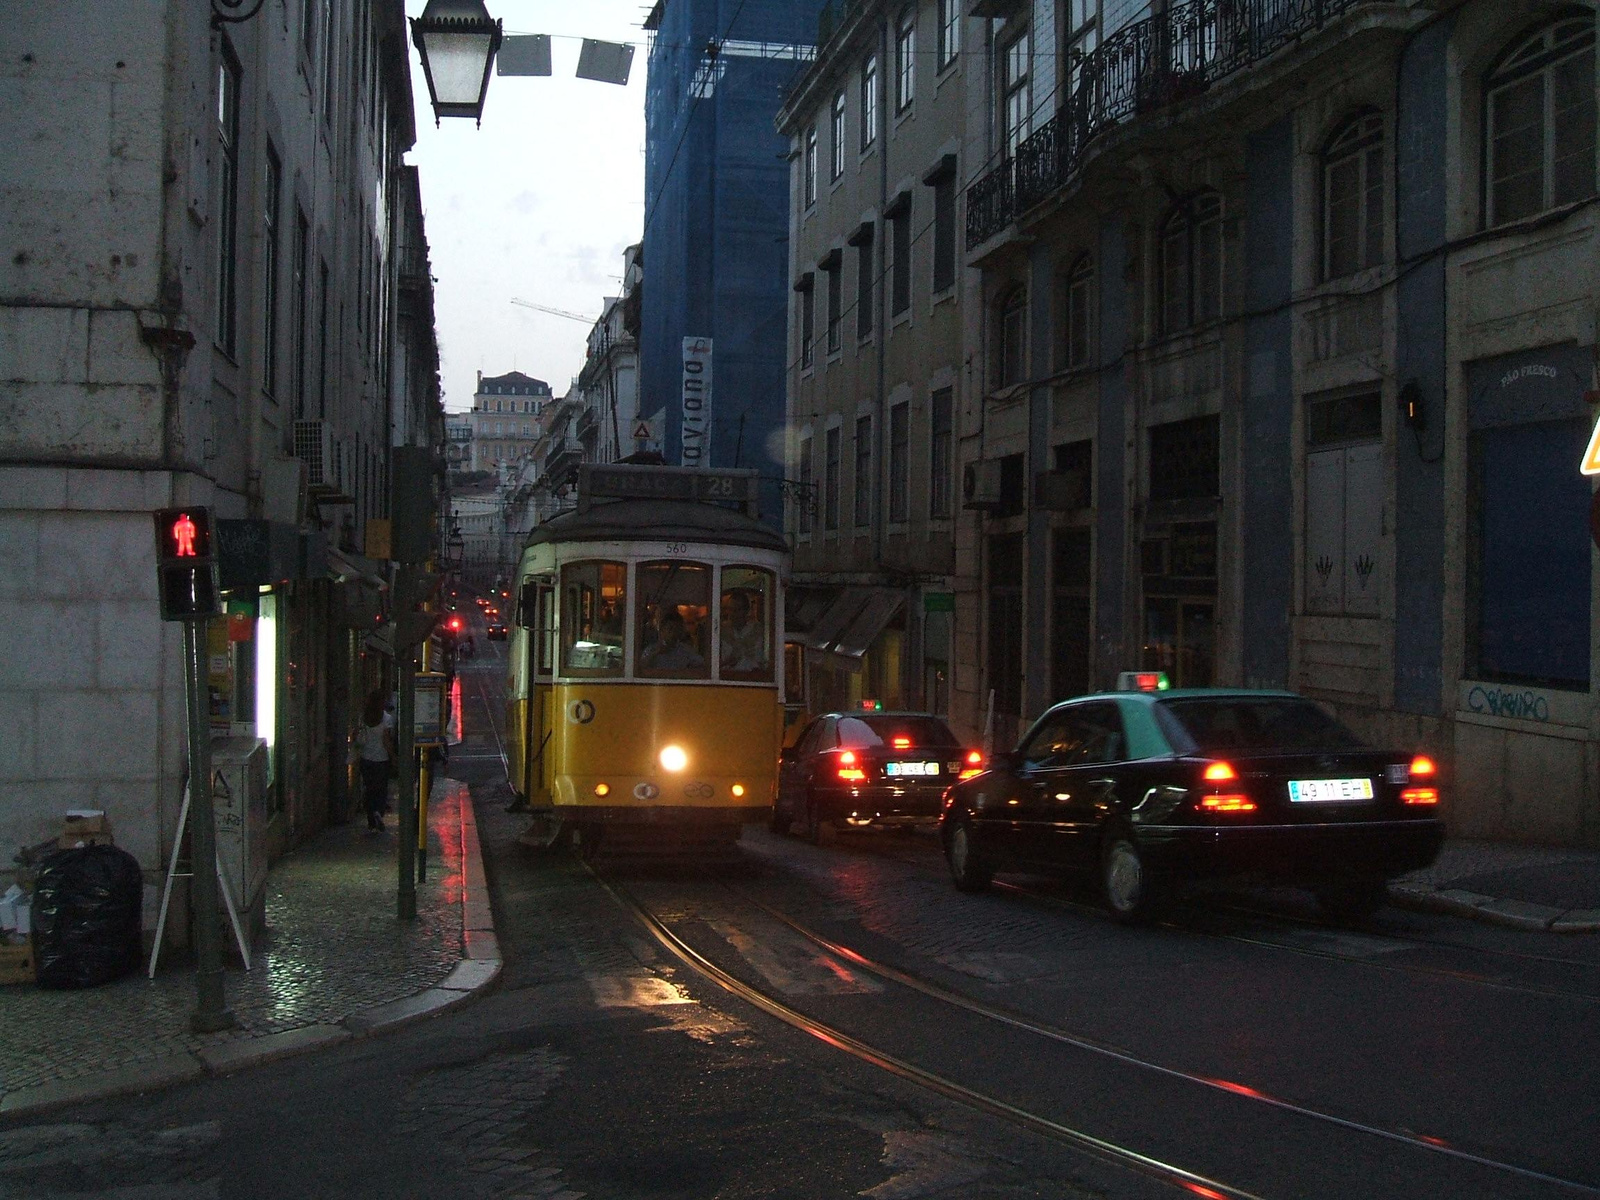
[[944, 820, 993, 892], [1101, 833, 1163, 924], [1315, 879, 1387, 921]]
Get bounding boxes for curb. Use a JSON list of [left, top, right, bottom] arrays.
[[0, 785, 500, 1120], [1388, 885, 1600, 933]]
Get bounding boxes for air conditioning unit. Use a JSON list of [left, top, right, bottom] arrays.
[[293, 419, 334, 487], [963, 460, 1003, 510]]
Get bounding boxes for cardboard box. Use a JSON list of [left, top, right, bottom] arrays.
[[63, 810, 108, 836], [0, 941, 35, 986]]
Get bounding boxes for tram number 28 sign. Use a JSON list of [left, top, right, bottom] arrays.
[[153, 506, 222, 621]]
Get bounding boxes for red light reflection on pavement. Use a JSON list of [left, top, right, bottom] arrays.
[[447, 674, 463, 745], [1204, 1077, 1269, 1100], [427, 776, 467, 905], [1180, 1185, 1229, 1200]]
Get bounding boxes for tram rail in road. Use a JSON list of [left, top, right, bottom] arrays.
[[593, 865, 1600, 1200]]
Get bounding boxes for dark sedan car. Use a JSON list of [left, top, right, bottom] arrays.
[[485, 620, 508, 641], [939, 687, 1444, 923], [775, 711, 983, 842]]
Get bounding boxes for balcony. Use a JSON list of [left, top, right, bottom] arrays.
[[967, 0, 1373, 248]]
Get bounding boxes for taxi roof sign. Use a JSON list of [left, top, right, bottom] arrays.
[[1116, 671, 1170, 692]]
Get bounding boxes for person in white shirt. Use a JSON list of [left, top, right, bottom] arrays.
[[357, 689, 396, 830]]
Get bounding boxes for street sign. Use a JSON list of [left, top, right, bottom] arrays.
[[153, 507, 222, 621], [1582, 417, 1600, 475]]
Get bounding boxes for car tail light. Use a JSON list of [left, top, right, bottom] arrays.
[[1202, 762, 1236, 782], [892, 736, 911, 749], [838, 750, 866, 782], [1402, 787, 1439, 806], [1200, 793, 1256, 813], [959, 749, 983, 780], [1409, 755, 1436, 778]]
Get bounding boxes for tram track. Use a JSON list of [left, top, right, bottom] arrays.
[[595, 863, 1600, 1199], [591, 864, 1269, 1200]]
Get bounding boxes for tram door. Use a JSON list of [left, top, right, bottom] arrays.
[[519, 576, 557, 803]]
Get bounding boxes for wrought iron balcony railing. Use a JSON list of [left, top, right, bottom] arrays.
[[967, 0, 1370, 248]]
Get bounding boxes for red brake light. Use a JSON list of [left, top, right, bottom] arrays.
[[1202, 762, 1236, 782], [1402, 787, 1439, 806], [892, 736, 911, 749], [839, 750, 857, 766], [1200, 794, 1256, 813], [1409, 755, 1436, 778], [965, 750, 982, 765], [958, 749, 984, 779]]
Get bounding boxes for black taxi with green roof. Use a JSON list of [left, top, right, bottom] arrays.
[[939, 674, 1444, 923]]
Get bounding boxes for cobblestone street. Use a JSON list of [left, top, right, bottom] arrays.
[[0, 781, 468, 1100]]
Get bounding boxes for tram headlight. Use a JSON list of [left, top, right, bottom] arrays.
[[659, 744, 689, 773], [731, 783, 745, 798]]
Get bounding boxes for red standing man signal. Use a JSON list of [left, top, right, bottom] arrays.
[[172, 512, 198, 557]]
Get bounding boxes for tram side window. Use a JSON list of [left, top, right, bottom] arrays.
[[560, 561, 626, 676], [636, 561, 711, 679], [719, 566, 775, 681]]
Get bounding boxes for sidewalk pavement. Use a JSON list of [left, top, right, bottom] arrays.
[[1389, 838, 1600, 932], [0, 775, 499, 1118]]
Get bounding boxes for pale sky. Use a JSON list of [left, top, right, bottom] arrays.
[[403, 1, 651, 413]]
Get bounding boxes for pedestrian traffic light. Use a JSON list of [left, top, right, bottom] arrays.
[[153, 507, 222, 621]]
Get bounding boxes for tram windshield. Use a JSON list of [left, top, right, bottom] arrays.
[[560, 561, 626, 676], [636, 561, 711, 679], [719, 567, 774, 681]]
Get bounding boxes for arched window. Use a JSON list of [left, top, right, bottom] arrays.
[[1056, 253, 1095, 370], [995, 286, 1028, 388], [1322, 111, 1385, 279], [1159, 192, 1221, 334], [1486, 15, 1596, 227]]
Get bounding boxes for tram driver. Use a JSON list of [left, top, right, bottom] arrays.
[[640, 607, 705, 671]]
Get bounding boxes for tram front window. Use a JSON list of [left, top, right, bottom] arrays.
[[637, 561, 711, 679], [719, 567, 775, 681], [560, 561, 626, 676]]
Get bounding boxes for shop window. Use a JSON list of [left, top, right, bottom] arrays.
[[988, 533, 1024, 716], [1148, 415, 1219, 503], [1470, 419, 1591, 689], [1052, 527, 1092, 701]]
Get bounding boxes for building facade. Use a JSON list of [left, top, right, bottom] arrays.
[[641, 0, 826, 521], [467, 370, 550, 474], [956, 0, 1600, 843], [778, 0, 974, 718], [782, 0, 1600, 846], [0, 2, 441, 900]]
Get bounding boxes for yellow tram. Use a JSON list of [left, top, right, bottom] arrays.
[[505, 464, 789, 852]]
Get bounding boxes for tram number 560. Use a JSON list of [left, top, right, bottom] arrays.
[[664, 542, 690, 555]]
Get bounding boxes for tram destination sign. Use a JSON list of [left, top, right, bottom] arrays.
[[579, 464, 759, 515]]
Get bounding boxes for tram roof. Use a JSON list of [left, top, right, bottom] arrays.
[[525, 498, 790, 554]]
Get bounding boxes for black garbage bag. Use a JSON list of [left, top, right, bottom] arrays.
[[32, 845, 144, 989]]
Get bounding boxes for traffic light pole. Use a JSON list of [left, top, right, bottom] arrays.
[[182, 618, 236, 1033]]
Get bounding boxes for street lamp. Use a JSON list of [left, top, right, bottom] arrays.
[[411, 0, 503, 126]]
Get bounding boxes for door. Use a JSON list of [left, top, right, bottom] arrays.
[[780, 718, 829, 818], [1038, 701, 1126, 871], [525, 581, 556, 803]]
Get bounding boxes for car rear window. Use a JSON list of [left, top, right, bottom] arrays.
[[1156, 697, 1366, 754], [835, 716, 960, 750]]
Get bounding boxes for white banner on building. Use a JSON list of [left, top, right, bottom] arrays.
[[681, 337, 712, 467]]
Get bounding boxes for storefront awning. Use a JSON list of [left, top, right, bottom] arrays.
[[326, 547, 387, 588], [792, 587, 904, 658]]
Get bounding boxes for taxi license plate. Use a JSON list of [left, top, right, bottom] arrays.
[[886, 761, 939, 776], [1288, 777, 1374, 803]]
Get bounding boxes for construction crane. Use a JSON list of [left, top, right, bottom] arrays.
[[510, 297, 596, 324]]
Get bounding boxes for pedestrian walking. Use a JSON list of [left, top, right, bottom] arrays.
[[357, 688, 396, 831]]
